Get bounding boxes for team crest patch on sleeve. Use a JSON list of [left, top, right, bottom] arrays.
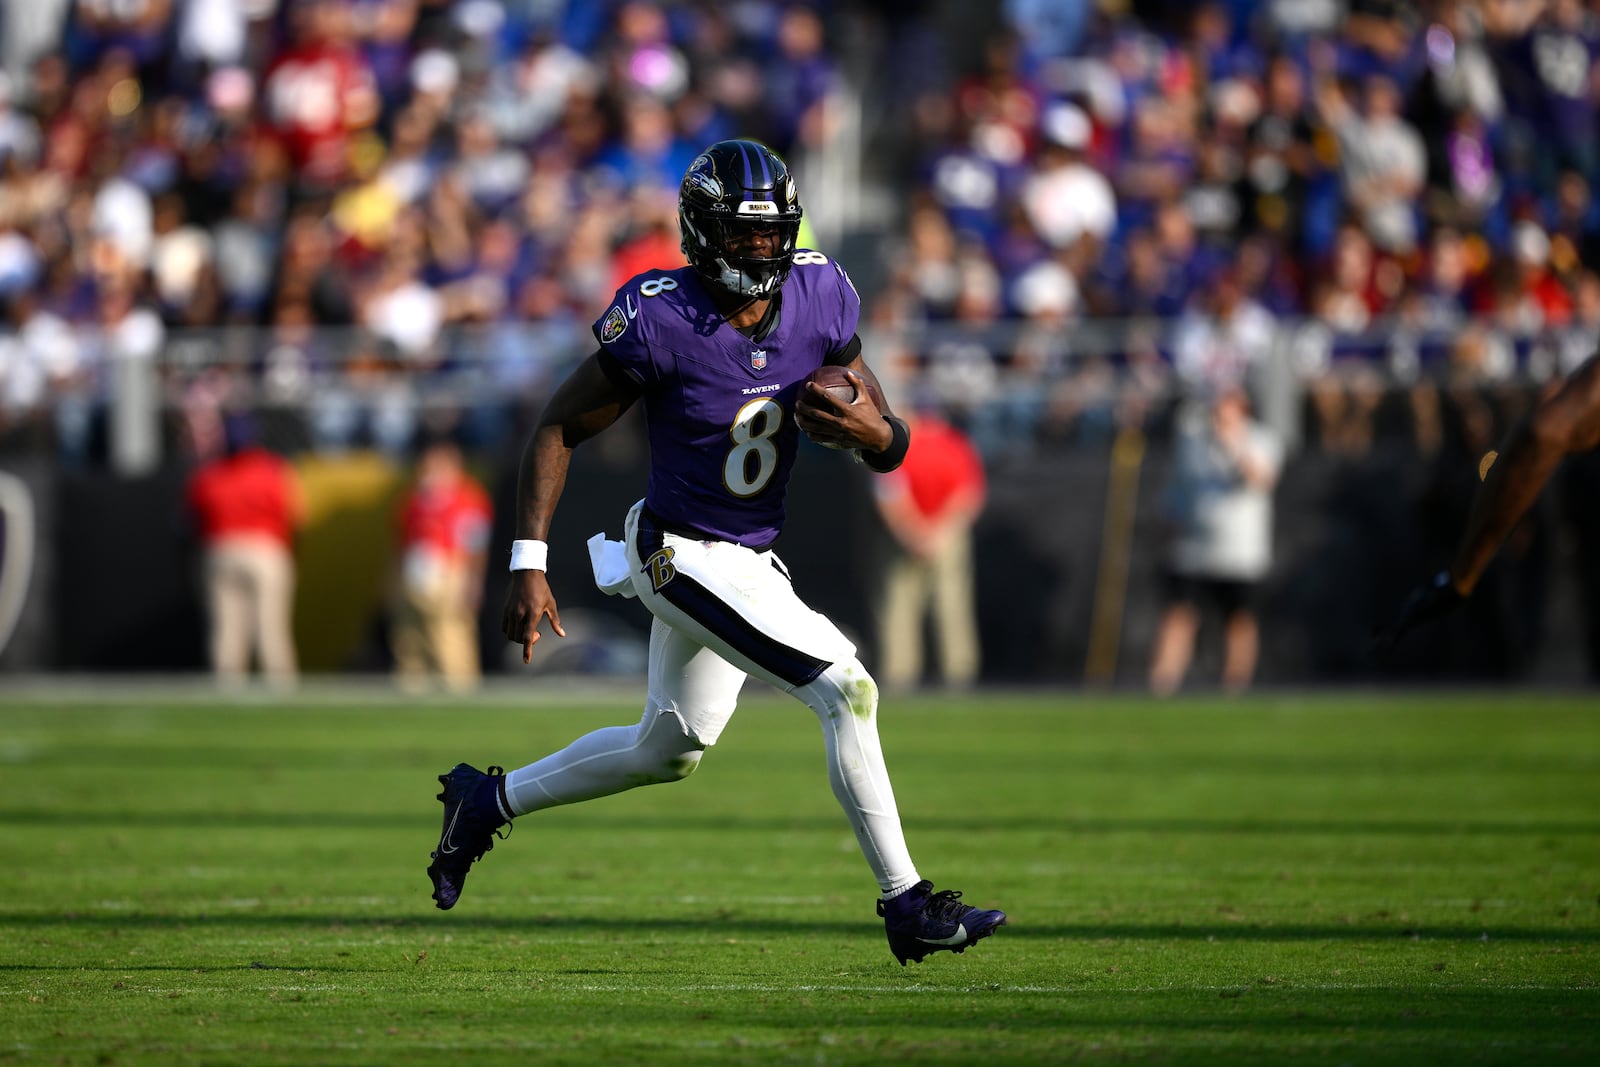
[[600, 305, 629, 344]]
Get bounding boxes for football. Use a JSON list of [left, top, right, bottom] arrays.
[[803, 364, 884, 411], [798, 364, 884, 450]]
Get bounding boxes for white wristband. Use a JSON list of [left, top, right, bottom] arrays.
[[509, 539, 548, 572]]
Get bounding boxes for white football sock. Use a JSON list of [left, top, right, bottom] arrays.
[[794, 658, 921, 896], [502, 703, 704, 815]]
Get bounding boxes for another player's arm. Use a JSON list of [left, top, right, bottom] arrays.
[[1378, 352, 1600, 653], [501, 350, 640, 661], [1450, 353, 1600, 595]]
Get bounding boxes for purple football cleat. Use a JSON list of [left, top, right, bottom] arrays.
[[877, 880, 1007, 965], [426, 763, 510, 910]]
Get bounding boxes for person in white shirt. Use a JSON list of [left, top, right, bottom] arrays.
[[1150, 384, 1283, 695], [1020, 102, 1116, 251]]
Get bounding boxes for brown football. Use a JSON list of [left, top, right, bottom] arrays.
[[803, 364, 884, 411]]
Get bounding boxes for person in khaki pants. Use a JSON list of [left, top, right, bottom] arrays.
[[186, 416, 304, 687], [391, 439, 492, 691], [872, 412, 986, 690]]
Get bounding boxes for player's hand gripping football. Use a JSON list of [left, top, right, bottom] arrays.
[[1372, 570, 1464, 657], [795, 370, 892, 452], [502, 569, 566, 664]]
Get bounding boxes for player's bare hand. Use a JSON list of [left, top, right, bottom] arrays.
[[501, 570, 566, 664], [797, 372, 891, 451]]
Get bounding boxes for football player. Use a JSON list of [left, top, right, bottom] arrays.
[[1379, 352, 1600, 647], [426, 140, 1006, 965]]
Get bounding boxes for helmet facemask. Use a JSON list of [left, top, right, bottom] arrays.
[[681, 212, 802, 299], [678, 140, 804, 301]]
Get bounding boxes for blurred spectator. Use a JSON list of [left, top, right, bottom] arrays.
[[262, 0, 380, 198], [1544, 169, 1600, 276], [0, 72, 42, 171], [211, 179, 283, 322], [149, 191, 219, 326], [270, 207, 354, 325], [452, 107, 532, 216], [1315, 69, 1427, 255], [185, 413, 303, 687], [591, 92, 699, 195], [763, 3, 844, 153], [1021, 101, 1115, 254], [1003, 0, 1092, 66], [1149, 385, 1282, 695], [1558, 270, 1600, 374], [608, 185, 687, 291], [1415, 225, 1477, 334], [1112, 94, 1194, 231], [1240, 54, 1322, 255], [872, 409, 986, 691], [1171, 265, 1275, 393], [1086, 225, 1187, 318], [1491, 0, 1600, 189], [924, 248, 1005, 441], [484, 30, 597, 148], [390, 436, 491, 691], [65, 0, 175, 73], [1299, 223, 1392, 455]]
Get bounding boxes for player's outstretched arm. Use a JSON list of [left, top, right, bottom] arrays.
[[501, 351, 639, 663]]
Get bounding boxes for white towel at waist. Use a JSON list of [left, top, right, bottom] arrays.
[[587, 532, 638, 598]]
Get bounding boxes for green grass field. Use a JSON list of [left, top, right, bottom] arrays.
[[1, 686, 1597, 1065]]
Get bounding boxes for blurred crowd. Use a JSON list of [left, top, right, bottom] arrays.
[[873, 0, 1600, 457], [0, 0, 846, 459], [0, 0, 1599, 465]]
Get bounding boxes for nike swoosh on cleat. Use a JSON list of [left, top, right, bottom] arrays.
[[915, 923, 968, 946], [437, 803, 463, 855]]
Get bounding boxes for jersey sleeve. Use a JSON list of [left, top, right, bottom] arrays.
[[591, 283, 659, 388], [824, 260, 862, 359]]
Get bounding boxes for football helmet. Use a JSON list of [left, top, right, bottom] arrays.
[[678, 140, 804, 300]]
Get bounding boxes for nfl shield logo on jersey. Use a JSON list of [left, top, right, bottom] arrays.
[[750, 349, 767, 370], [600, 305, 628, 344]]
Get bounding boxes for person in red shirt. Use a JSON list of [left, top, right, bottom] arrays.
[[262, 0, 380, 196], [186, 416, 303, 686], [391, 438, 493, 691], [871, 410, 987, 690]]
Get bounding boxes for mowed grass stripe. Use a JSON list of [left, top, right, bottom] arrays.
[[0, 691, 1597, 1066]]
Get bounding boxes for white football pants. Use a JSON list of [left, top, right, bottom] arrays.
[[503, 501, 921, 895]]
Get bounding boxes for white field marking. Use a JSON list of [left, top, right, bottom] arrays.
[[53, 893, 838, 914], [78, 896, 445, 911], [658, 895, 834, 906], [5, 1039, 1589, 1061], [4, 982, 1594, 999], [564, 981, 1596, 994], [5, 1043, 576, 1054]]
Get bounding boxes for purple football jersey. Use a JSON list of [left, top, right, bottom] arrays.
[[592, 254, 861, 547]]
